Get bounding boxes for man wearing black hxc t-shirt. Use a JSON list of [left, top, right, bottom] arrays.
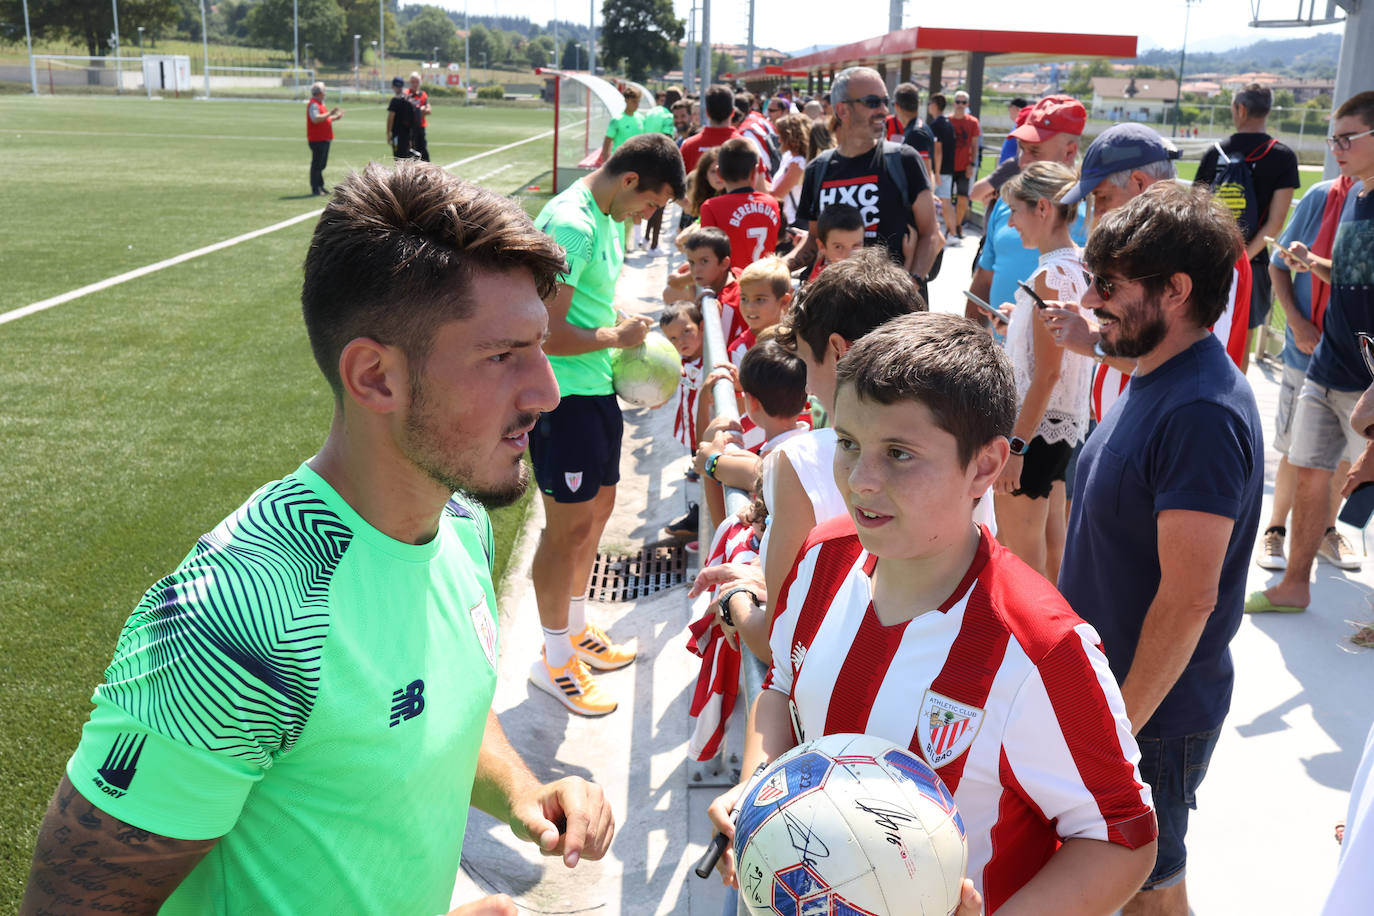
[[792, 66, 940, 297], [1194, 82, 1300, 371]]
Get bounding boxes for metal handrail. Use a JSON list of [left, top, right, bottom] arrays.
[[698, 294, 752, 524]]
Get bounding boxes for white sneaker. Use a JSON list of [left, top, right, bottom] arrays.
[[1318, 528, 1362, 570], [1256, 526, 1287, 570], [528, 652, 618, 716]]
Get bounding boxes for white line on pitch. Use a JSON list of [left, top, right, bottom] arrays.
[[469, 163, 515, 184], [0, 129, 553, 328]]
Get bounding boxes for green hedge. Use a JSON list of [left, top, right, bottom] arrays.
[[477, 84, 505, 100]]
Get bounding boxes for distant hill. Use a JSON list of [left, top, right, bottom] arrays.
[[1130, 32, 1340, 79], [786, 44, 839, 58]]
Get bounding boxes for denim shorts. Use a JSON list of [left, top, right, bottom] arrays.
[[1288, 379, 1364, 472], [1134, 726, 1222, 890], [1272, 363, 1306, 455]]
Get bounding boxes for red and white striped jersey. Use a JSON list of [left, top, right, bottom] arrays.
[[674, 356, 703, 450], [1091, 254, 1252, 422], [765, 518, 1156, 912], [728, 328, 756, 367]]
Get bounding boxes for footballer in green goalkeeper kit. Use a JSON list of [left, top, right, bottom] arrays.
[[20, 162, 616, 916]]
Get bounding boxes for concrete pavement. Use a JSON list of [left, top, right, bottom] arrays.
[[451, 220, 1374, 915]]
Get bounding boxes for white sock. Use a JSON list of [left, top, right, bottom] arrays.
[[542, 626, 574, 667], [568, 595, 588, 634]]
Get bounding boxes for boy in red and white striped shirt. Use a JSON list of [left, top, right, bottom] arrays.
[[707, 313, 1157, 914]]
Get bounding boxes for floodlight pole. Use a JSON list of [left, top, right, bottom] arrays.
[[588, 0, 595, 75], [701, 0, 711, 86], [293, 0, 299, 75], [464, 0, 470, 104], [111, 0, 122, 95], [198, 0, 210, 97], [21, 0, 38, 95], [1172, 0, 1199, 138], [745, 0, 754, 71], [354, 34, 360, 93], [685, 2, 695, 94], [379, 0, 386, 89], [139, 26, 149, 99]]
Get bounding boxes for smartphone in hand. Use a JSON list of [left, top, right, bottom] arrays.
[[1016, 280, 1050, 310]]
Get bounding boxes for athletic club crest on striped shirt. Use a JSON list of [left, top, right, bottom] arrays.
[[917, 690, 984, 768]]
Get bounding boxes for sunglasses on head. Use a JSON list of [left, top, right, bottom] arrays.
[[1360, 332, 1374, 381], [845, 94, 890, 109], [1087, 271, 1160, 302]]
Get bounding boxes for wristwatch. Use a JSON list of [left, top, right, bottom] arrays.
[[716, 586, 757, 627], [704, 453, 722, 481], [1008, 436, 1030, 456]]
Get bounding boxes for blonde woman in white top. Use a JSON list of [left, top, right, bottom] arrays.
[[993, 162, 1094, 581]]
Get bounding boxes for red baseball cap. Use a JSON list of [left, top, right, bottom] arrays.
[[1009, 95, 1086, 142]]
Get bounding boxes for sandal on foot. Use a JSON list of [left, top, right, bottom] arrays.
[[1243, 590, 1306, 614]]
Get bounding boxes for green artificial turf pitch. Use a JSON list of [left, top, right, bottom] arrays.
[[0, 95, 554, 908]]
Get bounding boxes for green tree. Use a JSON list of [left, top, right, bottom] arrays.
[[338, 0, 385, 49], [599, 0, 683, 81], [2, 0, 179, 57], [467, 23, 507, 67], [712, 49, 733, 81], [248, 0, 347, 60], [1062, 58, 1112, 98], [525, 34, 556, 69], [405, 4, 459, 58], [560, 38, 585, 69]]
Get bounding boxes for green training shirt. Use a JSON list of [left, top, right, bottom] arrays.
[[67, 462, 500, 915], [604, 110, 644, 150], [535, 179, 624, 397], [641, 105, 674, 136]]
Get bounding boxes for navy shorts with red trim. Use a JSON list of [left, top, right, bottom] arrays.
[[529, 394, 623, 503]]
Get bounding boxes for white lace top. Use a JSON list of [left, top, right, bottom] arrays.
[[1006, 246, 1094, 446]]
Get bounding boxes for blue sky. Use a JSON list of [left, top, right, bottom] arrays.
[[441, 0, 1344, 61]]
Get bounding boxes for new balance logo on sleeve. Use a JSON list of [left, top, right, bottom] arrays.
[[93, 733, 147, 798], [389, 679, 426, 726]]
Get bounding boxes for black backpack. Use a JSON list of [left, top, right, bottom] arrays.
[[813, 142, 943, 282], [1210, 138, 1277, 242]]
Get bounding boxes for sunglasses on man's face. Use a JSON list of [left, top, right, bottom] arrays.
[[954, 99, 968, 105], [845, 95, 890, 109], [1087, 271, 1160, 302], [1360, 332, 1374, 381]]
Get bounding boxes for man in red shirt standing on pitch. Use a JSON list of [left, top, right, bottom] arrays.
[[949, 89, 981, 238], [680, 84, 742, 173], [699, 138, 781, 269], [306, 81, 343, 196]]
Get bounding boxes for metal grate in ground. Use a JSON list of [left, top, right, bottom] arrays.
[[587, 543, 688, 602]]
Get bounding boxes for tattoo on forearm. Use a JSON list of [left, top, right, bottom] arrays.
[[22, 778, 216, 916]]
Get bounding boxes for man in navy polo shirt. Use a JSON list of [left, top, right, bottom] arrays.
[[1058, 183, 1263, 916]]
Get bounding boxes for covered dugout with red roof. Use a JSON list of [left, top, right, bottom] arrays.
[[728, 26, 1137, 117]]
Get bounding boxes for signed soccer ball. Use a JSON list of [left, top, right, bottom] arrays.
[[610, 331, 682, 408], [733, 733, 967, 916]]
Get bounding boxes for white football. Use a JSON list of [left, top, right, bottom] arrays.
[[733, 733, 968, 916]]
